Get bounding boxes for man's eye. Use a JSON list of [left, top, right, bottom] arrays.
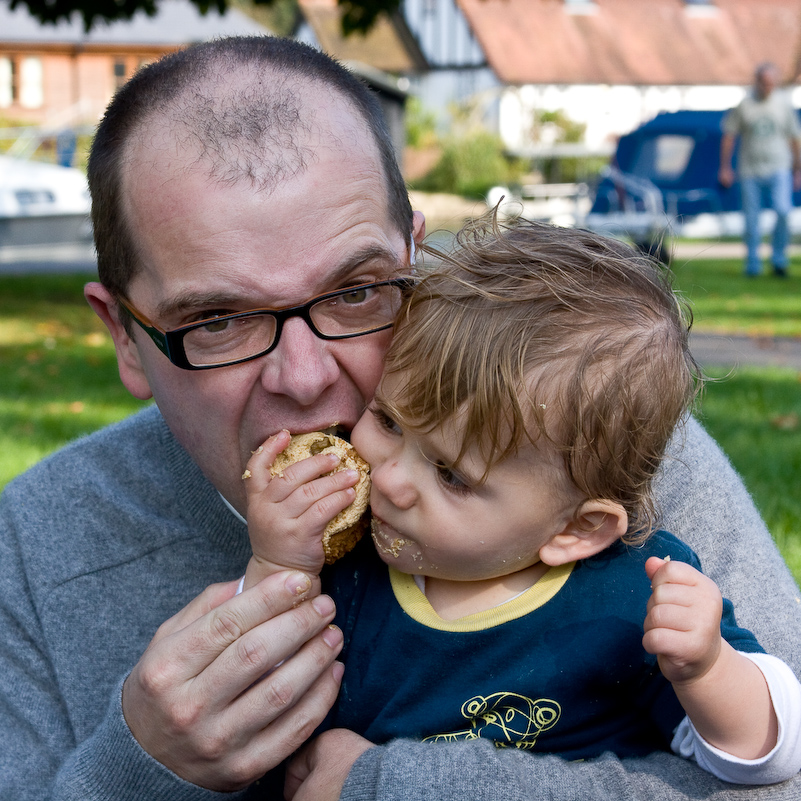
[[200, 317, 231, 333], [341, 287, 369, 304]]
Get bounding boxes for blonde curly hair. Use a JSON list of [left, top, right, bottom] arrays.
[[382, 212, 701, 541]]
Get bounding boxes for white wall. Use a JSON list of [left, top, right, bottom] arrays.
[[499, 83, 748, 155]]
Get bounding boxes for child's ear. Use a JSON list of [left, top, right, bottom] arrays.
[[539, 500, 628, 566]]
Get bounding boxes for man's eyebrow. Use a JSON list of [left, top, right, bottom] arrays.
[[333, 243, 408, 278], [154, 243, 407, 321], [155, 292, 248, 321]]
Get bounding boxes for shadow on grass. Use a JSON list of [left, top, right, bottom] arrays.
[[0, 342, 149, 486]]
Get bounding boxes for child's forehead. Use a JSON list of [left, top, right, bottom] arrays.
[[378, 370, 566, 478]]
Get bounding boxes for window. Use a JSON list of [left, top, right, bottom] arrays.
[[0, 57, 13, 107], [632, 135, 695, 181], [0, 55, 42, 108], [113, 59, 127, 89], [19, 57, 43, 108], [564, 0, 598, 15], [684, 0, 718, 16]]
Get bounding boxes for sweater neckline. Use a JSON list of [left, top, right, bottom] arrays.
[[155, 409, 251, 559]]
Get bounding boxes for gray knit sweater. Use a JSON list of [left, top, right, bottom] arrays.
[[1, 406, 799, 800]]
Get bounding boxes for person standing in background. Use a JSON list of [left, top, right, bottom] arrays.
[[719, 62, 801, 278]]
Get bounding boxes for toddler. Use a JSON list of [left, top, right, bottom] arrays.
[[242, 215, 801, 784]]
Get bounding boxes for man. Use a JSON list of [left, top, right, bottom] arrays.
[[0, 36, 799, 801], [719, 62, 801, 277]]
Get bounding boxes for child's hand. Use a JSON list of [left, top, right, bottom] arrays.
[[243, 430, 361, 587], [642, 556, 724, 687]]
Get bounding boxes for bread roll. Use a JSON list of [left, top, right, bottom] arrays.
[[271, 432, 370, 563]]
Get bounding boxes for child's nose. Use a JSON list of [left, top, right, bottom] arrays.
[[370, 457, 417, 510]]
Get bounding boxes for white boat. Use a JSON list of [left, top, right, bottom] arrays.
[[0, 155, 91, 247]]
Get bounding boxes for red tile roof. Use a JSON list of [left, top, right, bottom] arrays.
[[457, 0, 801, 86], [298, 0, 427, 73]]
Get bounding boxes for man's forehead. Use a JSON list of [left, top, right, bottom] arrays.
[[125, 73, 372, 190]]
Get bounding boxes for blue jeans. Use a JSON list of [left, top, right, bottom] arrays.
[[740, 171, 793, 275]]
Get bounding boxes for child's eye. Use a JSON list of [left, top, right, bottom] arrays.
[[371, 406, 402, 436], [435, 463, 471, 496]]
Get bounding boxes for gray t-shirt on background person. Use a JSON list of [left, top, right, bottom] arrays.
[[722, 89, 801, 177]]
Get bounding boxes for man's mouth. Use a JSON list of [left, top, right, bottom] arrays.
[[322, 424, 350, 442]]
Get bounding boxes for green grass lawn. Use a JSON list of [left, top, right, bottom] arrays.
[[1, 261, 800, 585], [670, 253, 801, 337], [695, 367, 801, 583], [0, 273, 149, 487]]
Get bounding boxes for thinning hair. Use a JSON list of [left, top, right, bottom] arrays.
[[88, 35, 412, 300], [383, 214, 701, 540]]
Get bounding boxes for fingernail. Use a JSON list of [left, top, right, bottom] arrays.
[[344, 469, 359, 481], [323, 625, 343, 649], [312, 594, 335, 616], [332, 661, 345, 681], [286, 572, 311, 596]]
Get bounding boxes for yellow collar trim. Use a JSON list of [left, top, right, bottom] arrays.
[[388, 563, 575, 632]]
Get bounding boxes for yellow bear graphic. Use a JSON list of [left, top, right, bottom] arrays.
[[423, 692, 561, 750]]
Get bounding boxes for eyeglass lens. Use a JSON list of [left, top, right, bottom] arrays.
[[181, 283, 403, 367]]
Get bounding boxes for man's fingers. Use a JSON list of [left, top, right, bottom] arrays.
[[197, 593, 338, 705], [285, 729, 375, 801], [150, 579, 241, 644], [144, 571, 320, 689], [240, 644, 346, 770], [121, 576, 340, 790], [179, 571, 323, 673], [174, 629, 344, 786]]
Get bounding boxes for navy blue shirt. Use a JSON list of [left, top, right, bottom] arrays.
[[323, 531, 763, 759]]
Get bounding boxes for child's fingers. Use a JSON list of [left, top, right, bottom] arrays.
[[644, 555, 667, 582], [645, 556, 707, 590], [267, 458, 358, 513], [293, 486, 358, 542], [249, 461, 361, 532], [244, 430, 292, 492], [245, 436, 348, 504], [645, 597, 694, 635]]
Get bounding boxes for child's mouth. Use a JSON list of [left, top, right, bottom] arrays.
[[370, 515, 413, 559]]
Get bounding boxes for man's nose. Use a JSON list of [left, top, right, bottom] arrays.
[[258, 315, 340, 405]]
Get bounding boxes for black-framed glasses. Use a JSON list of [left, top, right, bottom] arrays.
[[117, 279, 414, 370]]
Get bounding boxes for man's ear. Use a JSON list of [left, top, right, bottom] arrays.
[[539, 499, 629, 566], [412, 210, 426, 246], [84, 282, 153, 401]]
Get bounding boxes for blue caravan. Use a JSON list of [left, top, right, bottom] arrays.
[[585, 109, 801, 255]]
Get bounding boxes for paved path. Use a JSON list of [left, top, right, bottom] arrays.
[[671, 241, 801, 262], [0, 242, 97, 274], [690, 332, 801, 371]]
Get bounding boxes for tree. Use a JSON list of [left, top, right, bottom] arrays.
[[9, 0, 401, 35]]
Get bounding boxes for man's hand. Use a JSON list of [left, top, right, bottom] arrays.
[[642, 556, 722, 686], [285, 728, 375, 801], [718, 165, 736, 189], [243, 430, 360, 587], [122, 570, 344, 791]]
